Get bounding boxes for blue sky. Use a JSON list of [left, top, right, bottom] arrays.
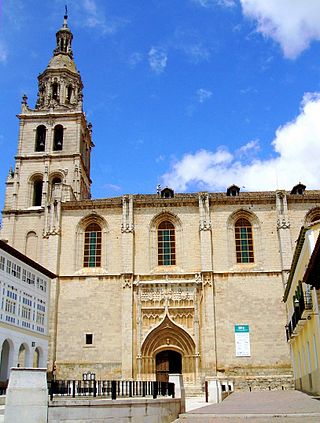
[[1, 0, 320, 211]]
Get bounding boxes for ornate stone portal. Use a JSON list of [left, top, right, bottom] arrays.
[[135, 275, 201, 383]]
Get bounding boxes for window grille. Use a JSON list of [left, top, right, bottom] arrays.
[[235, 218, 254, 263], [83, 223, 102, 267], [157, 221, 176, 266]]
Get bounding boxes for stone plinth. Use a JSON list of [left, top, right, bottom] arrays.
[[169, 373, 185, 413], [4, 368, 48, 423]]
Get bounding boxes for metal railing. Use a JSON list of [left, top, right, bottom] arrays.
[[48, 380, 175, 401], [285, 293, 313, 341], [0, 383, 7, 396]]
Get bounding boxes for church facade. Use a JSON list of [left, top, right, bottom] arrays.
[[1, 15, 320, 393]]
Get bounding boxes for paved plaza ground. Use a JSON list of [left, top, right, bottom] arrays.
[[178, 390, 320, 422]]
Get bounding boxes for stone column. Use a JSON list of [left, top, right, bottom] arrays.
[[276, 191, 293, 288], [121, 195, 134, 274], [136, 280, 142, 379], [206, 377, 222, 403], [198, 194, 217, 378], [121, 275, 133, 379], [200, 273, 217, 375], [198, 193, 213, 271], [169, 374, 185, 413], [120, 195, 134, 378]]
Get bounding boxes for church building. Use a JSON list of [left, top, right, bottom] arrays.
[[1, 14, 320, 394]]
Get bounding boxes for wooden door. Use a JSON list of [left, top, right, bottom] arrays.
[[156, 351, 169, 382]]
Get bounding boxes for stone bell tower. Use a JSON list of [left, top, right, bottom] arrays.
[[1, 12, 93, 270]]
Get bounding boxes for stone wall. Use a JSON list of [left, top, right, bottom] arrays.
[[48, 398, 181, 423]]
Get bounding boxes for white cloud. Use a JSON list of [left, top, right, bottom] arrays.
[[156, 155, 165, 163], [197, 88, 212, 103], [83, 0, 98, 15], [178, 43, 211, 63], [2, 0, 25, 30], [0, 43, 8, 63], [172, 28, 212, 64], [192, 0, 236, 8], [194, 0, 320, 58], [162, 93, 320, 192], [240, 0, 320, 58], [80, 0, 128, 35], [128, 52, 143, 68], [103, 183, 121, 192], [236, 139, 260, 156], [148, 47, 168, 74]]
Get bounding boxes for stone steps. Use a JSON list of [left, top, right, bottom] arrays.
[[184, 383, 204, 398]]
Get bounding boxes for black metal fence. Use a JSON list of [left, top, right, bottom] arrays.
[[48, 380, 175, 401], [0, 382, 7, 396]]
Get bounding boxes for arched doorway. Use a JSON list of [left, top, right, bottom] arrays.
[[33, 348, 40, 368], [0, 340, 12, 382], [156, 350, 182, 382], [140, 315, 196, 381], [18, 343, 30, 367], [18, 344, 26, 367]]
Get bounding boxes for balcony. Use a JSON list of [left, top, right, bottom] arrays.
[[285, 294, 313, 341]]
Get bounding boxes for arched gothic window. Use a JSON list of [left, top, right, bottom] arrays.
[[235, 218, 254, 263], [33, 179, 43, 206], [52, 82, 59, 100], [50, 176, 62, 200], [35, 125, 46, 152], [304, 208, 320, 225], [25, 231, 38, 261], [53, 125, 63, 151], [52, 177, 62, 186], [158, 221, 176, 266], [83, 223, 102, 267], [66, 85, 73, 102]]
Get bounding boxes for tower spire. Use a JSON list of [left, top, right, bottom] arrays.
[[35, 12, 83, 111], [63, 5, 68, 28], [54, 7, 73, 57]]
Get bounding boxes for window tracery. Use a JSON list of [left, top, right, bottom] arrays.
[[235, 218, 254, 263], [83, 222, 102, 267], [158, 221, 176, 266]]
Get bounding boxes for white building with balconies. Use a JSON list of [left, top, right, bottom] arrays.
[[0, 240, 55, 386]]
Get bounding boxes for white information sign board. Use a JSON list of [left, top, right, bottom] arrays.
[[234, 324, 251, 357]]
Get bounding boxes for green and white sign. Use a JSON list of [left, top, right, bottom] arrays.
[[234, 324, 250, 356], [235, 325, 249, 333]]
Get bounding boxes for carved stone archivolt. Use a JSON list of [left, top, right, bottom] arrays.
[[136, 279, 199, 351], [139, 315, 196, 378]]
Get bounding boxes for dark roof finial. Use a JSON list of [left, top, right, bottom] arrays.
[[63, 5, 68, 28]]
